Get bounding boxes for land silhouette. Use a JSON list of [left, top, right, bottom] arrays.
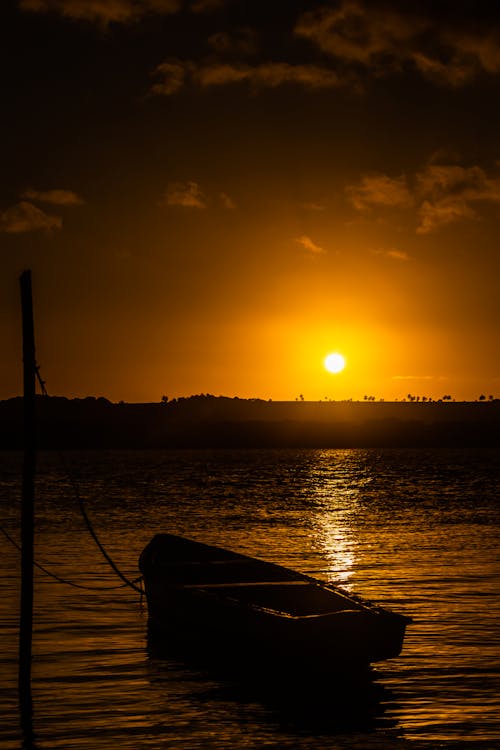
[[0, 395, 499, 449]]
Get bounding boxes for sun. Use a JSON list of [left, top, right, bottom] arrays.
[[324, 352, 346, 374]]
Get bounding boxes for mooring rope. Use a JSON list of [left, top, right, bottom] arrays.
[[0, 524, 142, 591], [55, 450, 143, 594], [13, 366, 145, 595]]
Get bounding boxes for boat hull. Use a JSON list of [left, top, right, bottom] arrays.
[[139, 534, 410, 675]]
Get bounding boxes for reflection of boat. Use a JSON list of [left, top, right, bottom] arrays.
[[139, 533, 411, 675]]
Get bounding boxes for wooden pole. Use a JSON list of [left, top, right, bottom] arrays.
[[18, 270, 37, 743]]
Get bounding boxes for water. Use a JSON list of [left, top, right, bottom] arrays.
[[0, 448, 499, 749]]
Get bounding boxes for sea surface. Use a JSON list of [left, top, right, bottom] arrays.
[[0, 448, 499, 750]]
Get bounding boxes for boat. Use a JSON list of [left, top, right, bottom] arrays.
[[139, 533, 411, 676]]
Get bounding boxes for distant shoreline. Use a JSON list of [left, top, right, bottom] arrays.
[[1, 395, 499, 449]]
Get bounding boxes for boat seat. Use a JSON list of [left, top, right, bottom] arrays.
[[159, 559, 261, 566], [183, 580, 311, 588]]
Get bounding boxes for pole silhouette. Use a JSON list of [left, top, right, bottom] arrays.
[[18, 270, 37, 747]]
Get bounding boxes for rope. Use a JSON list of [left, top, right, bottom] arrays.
[[27, 365, 143, 595], [56, 451, 143, 594], [0, 524, 142, 591]]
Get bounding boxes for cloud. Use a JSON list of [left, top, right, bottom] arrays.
[[21, 0, 500, 89], [346, 174, 413, 211], [426, 28, 500, 86], [0, 201, 62, 233], [22, 188, 84, 206], [411, 52, 475, 88], [162, 181, 207, 208], [348, 162, 500, 233], [371, 248, 409, 261], [296, 1, 422, 67], [295, 235, 325, 255], [302, 201, 327, 212], [160, 184, 235, 209], [151, 61, 186, 95], [417, 198, 475, 234], [416, 164, 500, 200], [19, 0, 230, 24], [152, 60, 342, 94], [220, 192, 236, 209], [198, 62, 341, 90], [19, 0, 181, 25], [415, 164, 500, 233], [295, 1, 500, 87]]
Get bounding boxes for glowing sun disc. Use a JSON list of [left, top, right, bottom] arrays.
[[324, 353, 346, 374]]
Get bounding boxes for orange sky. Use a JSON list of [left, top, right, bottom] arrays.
[[1, 1, 500, 403]]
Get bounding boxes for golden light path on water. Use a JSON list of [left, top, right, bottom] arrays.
[[308, 450, 361, 586]]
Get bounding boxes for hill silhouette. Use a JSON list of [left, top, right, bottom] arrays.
[[0, 395, 499, 449]]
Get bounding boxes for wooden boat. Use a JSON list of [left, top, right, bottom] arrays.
[[139, 533, 411, 675]]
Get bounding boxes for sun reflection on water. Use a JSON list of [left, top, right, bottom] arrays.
[[306, 450, 370, 587]]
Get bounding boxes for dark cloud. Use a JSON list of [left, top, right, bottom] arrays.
[[347, 162, 500, 233], [0, 201, 62, 233], [219, 192, 236, 209], [18, 0, 238, 25], [371, 248, 410, 261], [295, 0, 500, 87], [295, 235, 326, 255], [19, 0, 190, 25], [21, 0, 500, 92], [22, 188, 84, 206], [161, 181, 207, 208], [152, 59, 343, 93], [416, 164, 500, 233], [346, 174, 413, 211]]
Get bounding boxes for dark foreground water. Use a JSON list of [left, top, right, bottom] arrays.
[[0, 448, 499, 750]]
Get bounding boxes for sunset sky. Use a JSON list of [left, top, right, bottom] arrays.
[[2, 0, 500, 403]]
